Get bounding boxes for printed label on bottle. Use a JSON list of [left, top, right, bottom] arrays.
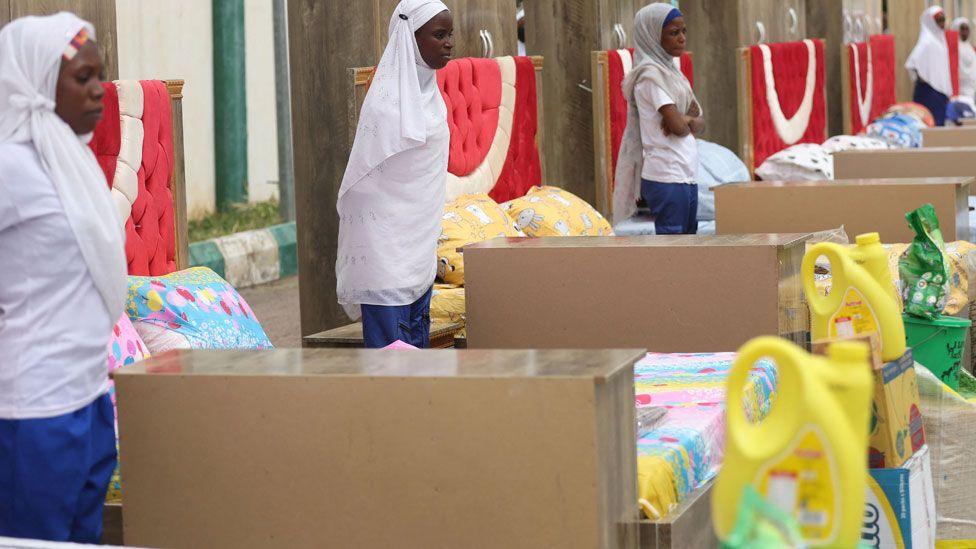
[[828, 287, 880, 342], [756, 427, 839, 543]]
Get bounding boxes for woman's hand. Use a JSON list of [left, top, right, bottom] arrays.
[[687, 101, 701, 118], [685, 115, 705, 136]]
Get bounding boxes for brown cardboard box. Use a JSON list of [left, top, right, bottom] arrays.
[[714, 178, 971, 243], [114, 348, 643, 549], [922, 127, 976, 147], [834, 148, 976, 196], [463, 234, 810, 352]]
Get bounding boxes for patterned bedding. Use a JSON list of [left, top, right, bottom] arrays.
[[635, 352, 778, 519]]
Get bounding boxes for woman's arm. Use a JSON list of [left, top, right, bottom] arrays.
[[659, 104, 692, 137]]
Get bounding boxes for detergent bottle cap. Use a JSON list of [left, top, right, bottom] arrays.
[[827, 341, 870, 363], [855, 232, 881, 246]]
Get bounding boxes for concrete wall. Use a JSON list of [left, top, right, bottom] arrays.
[[115, 0, 279, 220]]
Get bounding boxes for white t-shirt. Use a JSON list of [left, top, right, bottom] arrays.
[[635, 80, 698, 184], [0, 142, 112, 419]]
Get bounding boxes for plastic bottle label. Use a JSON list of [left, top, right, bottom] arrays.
[[756, 427, 839, 543], [828, 287, 881, 342]]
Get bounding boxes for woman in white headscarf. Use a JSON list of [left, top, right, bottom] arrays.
[[336, 0, 453, 348], [952, 17, 976, 104], [612, 3, 703, 234], [906, 5, 952, 125], [0, 12, 126, 543]]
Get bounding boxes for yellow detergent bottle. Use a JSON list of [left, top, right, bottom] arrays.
[[803, 240, 907, 362], [712, 337, 873, 547], [848, 232, 901, 306]]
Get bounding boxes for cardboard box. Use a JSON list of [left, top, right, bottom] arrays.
[[812, 340, 924, 470], [714, 178, 971, 243], [862, 446, 936, 549], [922, 126, 976, 147], [463, 234, 811, 353], [870, 349, 926, 469], [833, 148, 976, 196], [114, 348, 643, 549]]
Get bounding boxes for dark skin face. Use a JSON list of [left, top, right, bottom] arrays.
[[962, 24, 971, 42], [660, 16, 687, 57], [415, 10, 454, 70], [55, 41, 105, 135], [935, 11, 946, 30]]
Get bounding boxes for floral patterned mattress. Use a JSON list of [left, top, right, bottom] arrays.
[[635, 352, 778, 519]]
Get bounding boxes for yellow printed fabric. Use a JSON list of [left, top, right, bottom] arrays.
[[437, 194, 524, 286], [502, 186, 614, 237], [431, 284, 465, 327]]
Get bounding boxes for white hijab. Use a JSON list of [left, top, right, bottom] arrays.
[[612, 3, 699, 224], [906, 6, 953, 98], [0, 13, 126, 321], [336, 0, 451, 319], [952, 17, 976, 98]]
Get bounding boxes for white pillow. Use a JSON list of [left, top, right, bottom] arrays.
[[822, 135, 890, 154], [133, 321, 192, 354], [755, 143, 833, 181]]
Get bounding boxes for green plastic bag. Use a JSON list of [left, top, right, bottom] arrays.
[[721, 487, 805, 548], [899, 204, 949, 320]]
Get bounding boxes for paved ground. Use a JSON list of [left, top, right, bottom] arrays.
[[239, 275, 302, 348]]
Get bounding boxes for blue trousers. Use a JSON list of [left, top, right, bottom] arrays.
[[361, 286, 433, 348], [913, 79, 948, 127], [641, 179, 699, 235], [0, 393, 117, 543]]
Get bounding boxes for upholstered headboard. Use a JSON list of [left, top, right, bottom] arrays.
[[841, 34, 896, 135], [350, 56, 545, 204], [737, 39, 827, 174], [590, 49, 694, 217], [90, 79, 187, 276]]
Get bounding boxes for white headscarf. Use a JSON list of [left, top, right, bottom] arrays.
[[612, 3, 699, 224], [952, 17, 976, 99], [336, 0, 451, 319], [0, 12, 126, 320], [906, 5, 953, 98]]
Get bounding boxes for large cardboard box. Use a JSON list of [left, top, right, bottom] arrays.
[[463, 234, 811, 352], [714, 178, 971, 243], [922, 126, 976, 147], [114, 348, 643, 549], [862, 446, 936, 549], [834, 148, 976, 196]]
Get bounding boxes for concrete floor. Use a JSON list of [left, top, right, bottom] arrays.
[[239, 275, 302, 348]]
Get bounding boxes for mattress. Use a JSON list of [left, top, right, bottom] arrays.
[[635, 352, 778, 519]]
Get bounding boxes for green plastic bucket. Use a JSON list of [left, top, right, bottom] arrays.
[[903, 314, 972, 390]]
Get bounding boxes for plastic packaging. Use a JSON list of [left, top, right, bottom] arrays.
[[635, 406, 667, 439], [900, 204, 949, 319], [713, 337, 873, 547], [804, 241, 907, 362], [720, 486, 804, 549]]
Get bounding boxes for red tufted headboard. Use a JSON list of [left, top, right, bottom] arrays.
[[89, 79, 188, 277], [351, 56, 545, 204], [843, 34, 896, 135], [590, 49, 695, 217], [947, 30, 961, 97], [737, 39, 827, 174]]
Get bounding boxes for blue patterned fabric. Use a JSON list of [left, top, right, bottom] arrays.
[[126, 267, 273, 350], [866, 113, 923, 148], [696, 139, 749, 221]]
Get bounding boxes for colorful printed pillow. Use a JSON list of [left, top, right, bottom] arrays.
[[438, 193, 525, 286], [104, 314, 150, 504], [755, 143, 833, 181], [126, 267, 273, 352], [503, 186, 614, 237], [884, 102, 935, 127], [866, 114, 923, 148], [431, 283, 466, 325]]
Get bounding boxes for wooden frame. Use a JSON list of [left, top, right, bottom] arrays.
[[840, 41, 853, 136], [165, 78, 189, 271], [639, 481, 716, 549], [592, 50, 613, 218], [348, 56, 547, 183]]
